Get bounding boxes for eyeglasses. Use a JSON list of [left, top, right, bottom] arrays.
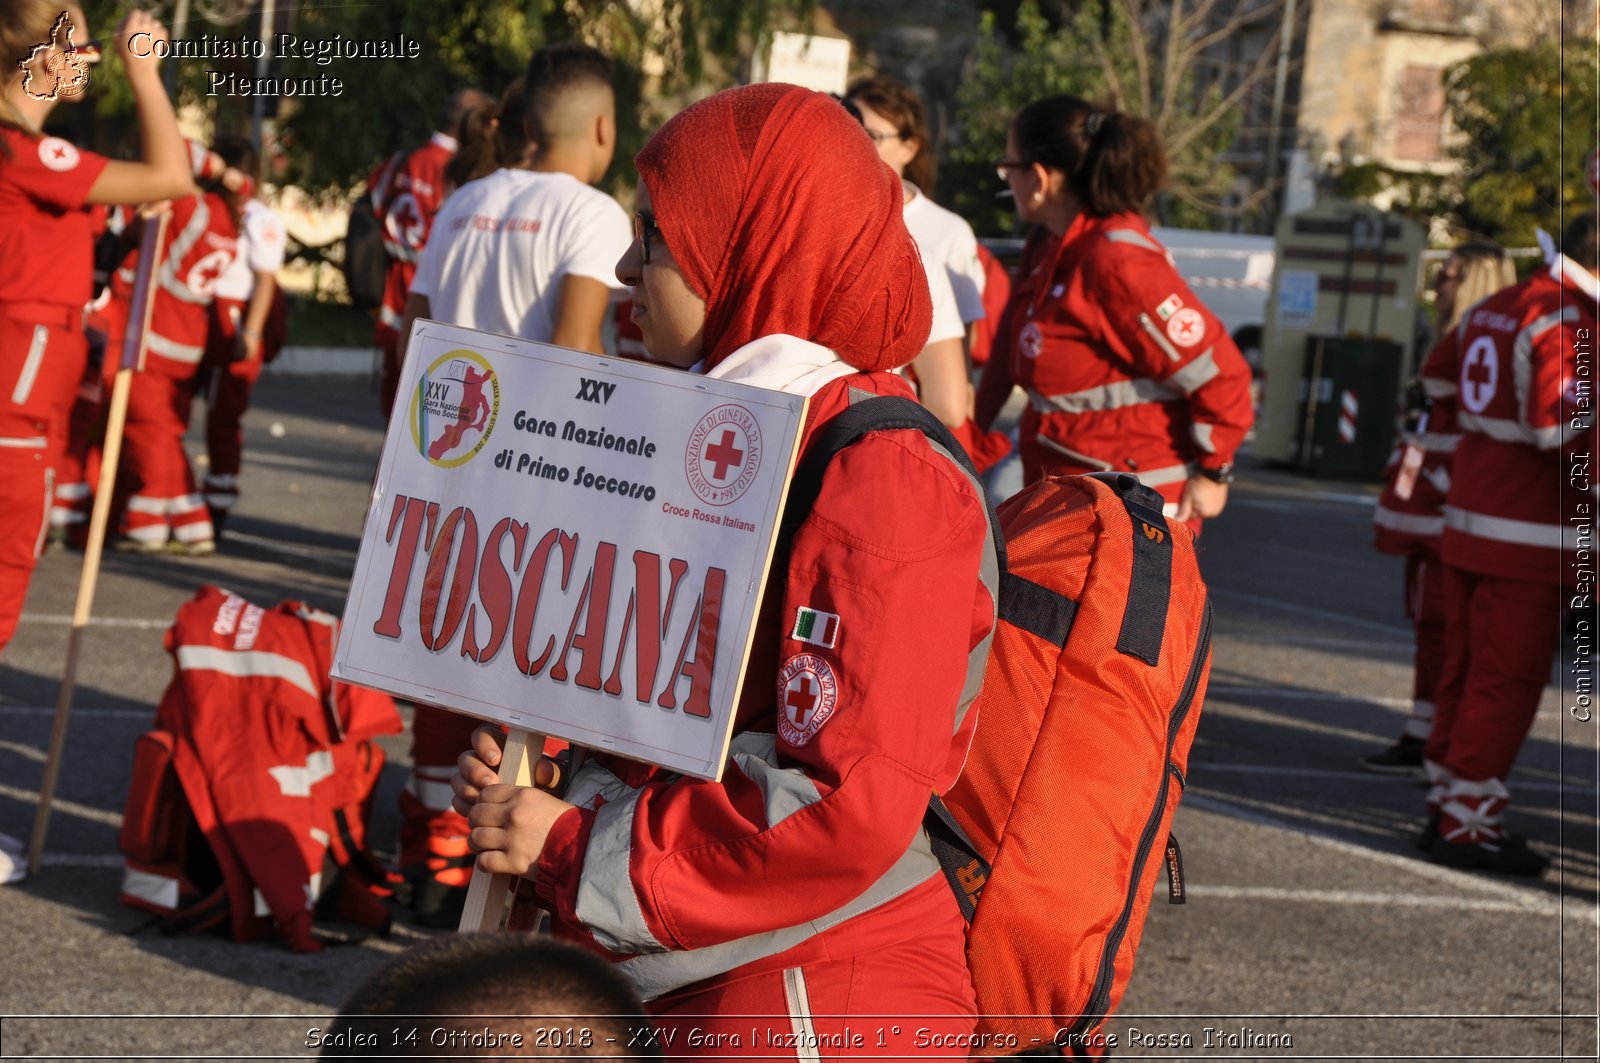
[[994, 159, 1028, 181], [633, 210, 662, 266], [862, 127, 905, 145]]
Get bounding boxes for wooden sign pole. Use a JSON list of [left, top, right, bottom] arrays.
[[457, 728, 543, 931], [27, 213, 168, 877]]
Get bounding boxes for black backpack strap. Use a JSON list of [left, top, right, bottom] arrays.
[[1086, 471, 1173, 667], [926, 794, 991, 924], [778, 395, 1006, 922], [778, 395, 1006, 572]]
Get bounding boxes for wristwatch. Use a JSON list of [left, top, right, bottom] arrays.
[[1196, 463, 1235, 485]]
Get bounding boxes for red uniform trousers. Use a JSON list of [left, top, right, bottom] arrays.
[[399, 703, 476, 887], [201, 293, 287, 516], [121, 358, 213, 549], [0, 309, 88, 652], [647, 878, 976, 1061], [1424, 564, 1562, 837], [1403, 550, 1447, 738]]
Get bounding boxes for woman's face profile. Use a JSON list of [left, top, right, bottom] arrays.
[[615, 182, 707, 369]]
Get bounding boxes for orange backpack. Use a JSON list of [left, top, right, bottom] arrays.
[[786, 398, 1212, 1056]]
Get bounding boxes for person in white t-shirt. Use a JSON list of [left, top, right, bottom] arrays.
[[200, 133, 287, 534], [846, 76, 986, 431], [403, 42, 630, 360], [391, 41, 632, 926]]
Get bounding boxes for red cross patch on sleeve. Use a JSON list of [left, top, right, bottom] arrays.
[[777, 654, 839, 747]]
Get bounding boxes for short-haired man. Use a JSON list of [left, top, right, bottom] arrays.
[[1418, 212, 1598, 875], [391, 41, 631, 923]]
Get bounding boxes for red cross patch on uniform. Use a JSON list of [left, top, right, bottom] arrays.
[[777, 653, 839, 747], [1166, 307, 1205, 347], [37, 136, 80, 173]]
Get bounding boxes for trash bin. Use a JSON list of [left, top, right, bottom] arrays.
[[1293, 335, 1402, 479]]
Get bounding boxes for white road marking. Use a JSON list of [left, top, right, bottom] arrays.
[[20, 614, 168, 630], [221, 529, 356, 563], [36, 853, 125, 869], [1170, 882, 1581, 916], [1208, 684, 1412, 709], [1182, 792, 1597, 922], [0, 740, 46, 763], [1193, 760, 1596, 796], [0, 782, 122, 828], [1211, 587, 1413, 636], [1223, 633, 1412, 653]]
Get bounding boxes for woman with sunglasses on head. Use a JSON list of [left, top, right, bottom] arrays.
[[0, 3, 192, 652], [974, 95, 1253, 525], [1363, 241, 1516, 774], [452, 83, 996, 1055]]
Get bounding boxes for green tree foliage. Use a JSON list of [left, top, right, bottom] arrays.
[[275, 0, 808, 196], [74, 0, 808, 196], [946, 0, 1281, 236], [1443, 42, 1597, 248]]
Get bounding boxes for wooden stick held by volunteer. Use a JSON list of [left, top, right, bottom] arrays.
[[0, 3, 193, 654], [452, 83, 997, 1056], [973, 95, 1254, 525]]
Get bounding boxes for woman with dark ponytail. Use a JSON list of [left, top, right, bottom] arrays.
[[975, 95, 1254, 526]]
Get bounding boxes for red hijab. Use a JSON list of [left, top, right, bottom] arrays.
[[635, 83, 932, 372]]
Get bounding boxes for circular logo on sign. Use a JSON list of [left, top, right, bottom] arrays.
[[1461, 336, 1499, 415], [1018, 321, 1044, 360], [409, 349, 501, 468], [37, 136, 80, 172], [1166, 307, 1205, 347], [685, 404, 761, 507], [777, 653, 838, 747]]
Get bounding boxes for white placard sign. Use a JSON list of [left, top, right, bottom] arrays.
[[332, 321, 808, 781], [754, 31, 852, 96]]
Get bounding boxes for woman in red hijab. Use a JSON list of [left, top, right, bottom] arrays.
[[452, 84, 996, 1056]]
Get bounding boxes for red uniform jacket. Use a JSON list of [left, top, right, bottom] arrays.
[[983, 216, 1254, 505], [1421, 257, 1598, 584], [530, 371, 998, 1001], [106, 193, 239, 377], [369, 133, 455, 344], [131, 586, 403, 950], [1373, 366, 1458, 557]]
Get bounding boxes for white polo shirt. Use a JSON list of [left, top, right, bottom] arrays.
[[411, 168, 632, 342], [904, 185, 987, 328]]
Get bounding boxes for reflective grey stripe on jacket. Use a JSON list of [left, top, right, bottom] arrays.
[[157, 198, 215, 305], [1445, 504, 1580, 550], [1512, 306, 1588, 448], [618, 822, 944, 1001]]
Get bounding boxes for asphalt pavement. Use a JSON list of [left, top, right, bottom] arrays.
[[0, 368, 1595, 1060]]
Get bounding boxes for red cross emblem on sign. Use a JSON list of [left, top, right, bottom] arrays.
[[703, 428, 745, 481]]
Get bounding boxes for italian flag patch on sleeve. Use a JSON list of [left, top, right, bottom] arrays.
[[791, 606, 840, 649]]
